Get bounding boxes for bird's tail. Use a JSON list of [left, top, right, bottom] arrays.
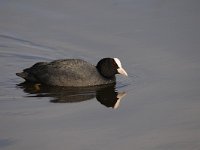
[[16, 72, 28, 79]]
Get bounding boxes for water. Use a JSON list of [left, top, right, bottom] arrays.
[[0, 0, 200, 150]]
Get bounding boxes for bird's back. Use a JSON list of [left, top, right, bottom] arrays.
[[17, 59, 115, 87]]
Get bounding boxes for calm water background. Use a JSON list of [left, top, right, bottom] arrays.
[[0, 0, 200, 149]]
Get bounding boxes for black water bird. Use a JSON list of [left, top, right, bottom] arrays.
[[16, 58, 128, 87]]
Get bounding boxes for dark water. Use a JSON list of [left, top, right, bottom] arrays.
[[0, 0, 200, 150]]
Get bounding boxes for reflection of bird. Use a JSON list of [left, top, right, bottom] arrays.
[[16, 58, 128, 87], [96, 86, 126, 109], [17, 82, 126, 109]]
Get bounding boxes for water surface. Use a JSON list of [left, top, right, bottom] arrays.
[[0, 0, 200, 150]]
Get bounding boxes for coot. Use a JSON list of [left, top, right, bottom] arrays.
[[16, 58, 128, 87]]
